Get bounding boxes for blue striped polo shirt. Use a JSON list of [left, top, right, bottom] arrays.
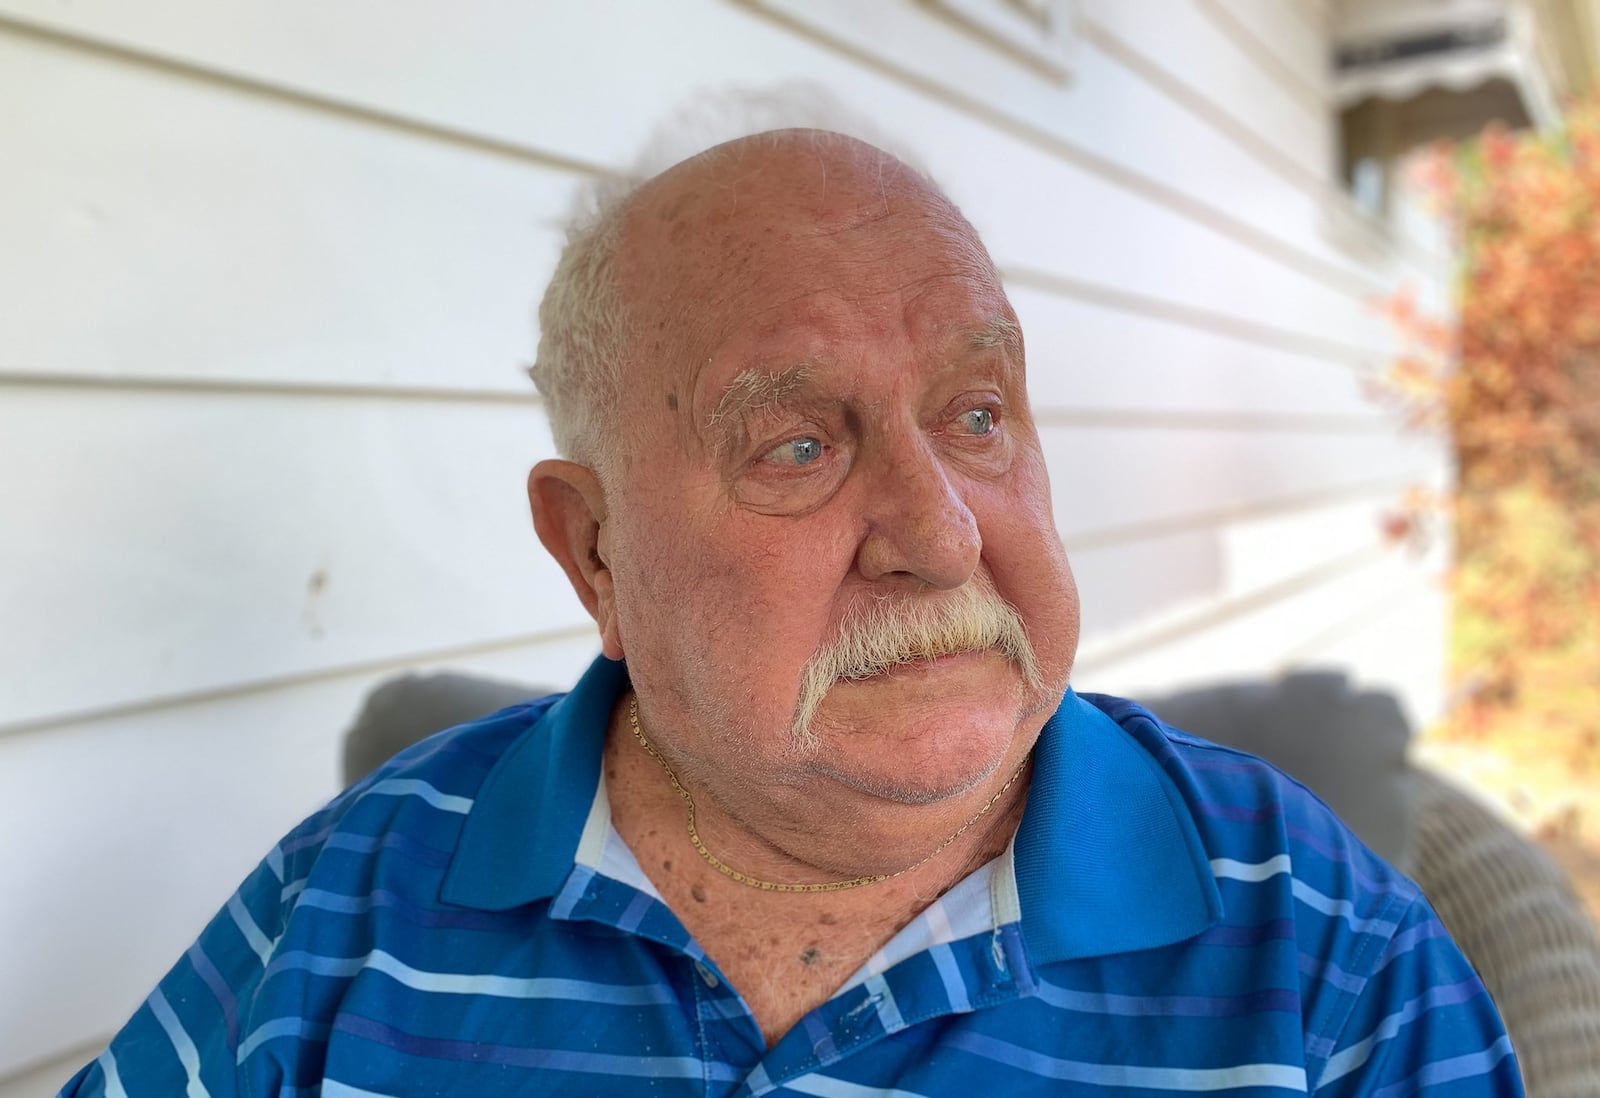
[[61, 655, 1522, 1096]]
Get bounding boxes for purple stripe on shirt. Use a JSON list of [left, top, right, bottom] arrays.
[[185, 942, 240, 1051], [330, 1013, 743, 1079], [1197, 918, 1296, 947]]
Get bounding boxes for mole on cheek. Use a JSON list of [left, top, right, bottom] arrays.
[[666, 393, 679, 411]]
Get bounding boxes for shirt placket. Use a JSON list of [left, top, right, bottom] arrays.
[[552, 868, 769, 1093], [551, 866, 1041, 1097], [737, 923, 1039, 1096]]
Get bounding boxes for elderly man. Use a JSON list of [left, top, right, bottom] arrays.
[[63, 131, 1520, 1096]]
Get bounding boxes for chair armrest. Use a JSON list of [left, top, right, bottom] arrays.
[[1410, 766, 1600, 1096]]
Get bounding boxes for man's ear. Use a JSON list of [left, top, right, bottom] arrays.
[[528, 460, 624, 661]]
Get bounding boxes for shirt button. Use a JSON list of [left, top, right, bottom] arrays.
[[694, 962, 720, 988]]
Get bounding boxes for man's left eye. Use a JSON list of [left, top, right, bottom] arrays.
[[764, 436, 826, 465], [960, 408, 996, 435]]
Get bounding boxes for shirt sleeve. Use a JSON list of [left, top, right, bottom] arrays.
[[56, 844, 302, 1097], [1310, 894, 1524, 1096]]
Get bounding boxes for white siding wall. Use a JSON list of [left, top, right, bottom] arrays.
[[0, 1, 1451, 1089]]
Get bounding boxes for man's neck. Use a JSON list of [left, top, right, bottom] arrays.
[[600, 708, 1029, 1045]]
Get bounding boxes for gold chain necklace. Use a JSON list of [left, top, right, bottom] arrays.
[[627, 695, 1029, 893]]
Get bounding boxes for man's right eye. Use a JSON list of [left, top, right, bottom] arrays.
[[765, 437, 825, 466]]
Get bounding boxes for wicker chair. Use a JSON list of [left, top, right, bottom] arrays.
[[1408, 769, 1600, 1097]]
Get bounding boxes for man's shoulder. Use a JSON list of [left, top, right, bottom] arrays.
[[1077, 690, 1419, 901], [281, 693, 564, 884], [1078, 691, 1389, 824], [366, 691, 562, 785], [1036, 693, 1518, 1095]]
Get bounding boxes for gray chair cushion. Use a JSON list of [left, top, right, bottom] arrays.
[[1136, 671, 1415, 871], [342, 671, 548, 785]]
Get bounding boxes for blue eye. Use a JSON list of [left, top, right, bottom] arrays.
[[961, 408, 995, 435], [768, 437, 824, 465]]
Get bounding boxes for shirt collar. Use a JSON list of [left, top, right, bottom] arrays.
[[442, 657, 1221, 963], [1014, 689, 1222, 964], [440, 655, 626, 910]]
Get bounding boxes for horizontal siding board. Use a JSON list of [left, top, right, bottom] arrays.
[[1292, 0, 1329, 32], [1073, 496, 1402, 644], [0, 632, 599, 1080], [1080, 0, 1327, 177], [1281, 578, 1450, 725], [1041, 422, 1445, 541], [1199, 0, 1329, 113], [1002, 266, 1383, 367], [743, 0, 1420, 293], [0, 0, 1381, 295], [0, 621, 602, 742], [0, 29, 568, 393], [1074, 1, 1450, 284], [1072, 4, 1443, 285], [0, 390, 588, 729], [1076, 544, 1435, 697], [1065, 477, 1419, 553], [923, 146, 1398, 363], [1056, 35, 1385, 289], [0, 3, 1409, 371], [1011, 285, 1385, 417]]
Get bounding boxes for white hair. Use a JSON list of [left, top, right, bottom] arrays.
[[528, 193, 629, 477], [527, 86, 939, 481]]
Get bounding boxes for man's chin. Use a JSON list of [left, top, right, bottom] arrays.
[[797, 749, 1026, 813], [794, 654, 1039, 804]]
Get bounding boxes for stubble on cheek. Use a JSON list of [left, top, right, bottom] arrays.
[[633, 541, 816, 762]]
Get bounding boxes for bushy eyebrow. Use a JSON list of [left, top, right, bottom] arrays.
[[704, 318, 1018, 453], [970, 314, 1021, 354], [707, 365, 814, 432]]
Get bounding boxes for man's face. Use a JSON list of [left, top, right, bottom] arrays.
[[598, 137, 1079, 807]]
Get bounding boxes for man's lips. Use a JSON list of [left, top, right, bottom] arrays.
[[845, 649, 991, 682]]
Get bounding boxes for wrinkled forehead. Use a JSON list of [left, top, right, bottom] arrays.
[[614, 135, 1001, 360], [632, 131, 932, 240]]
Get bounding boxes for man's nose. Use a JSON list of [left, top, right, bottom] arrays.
[[855, 439, 981, 590]]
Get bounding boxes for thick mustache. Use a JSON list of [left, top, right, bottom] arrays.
[[790, 583, 1042, 740]]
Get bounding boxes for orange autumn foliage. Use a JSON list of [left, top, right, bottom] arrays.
[[1384, 106, 1600, 753]]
